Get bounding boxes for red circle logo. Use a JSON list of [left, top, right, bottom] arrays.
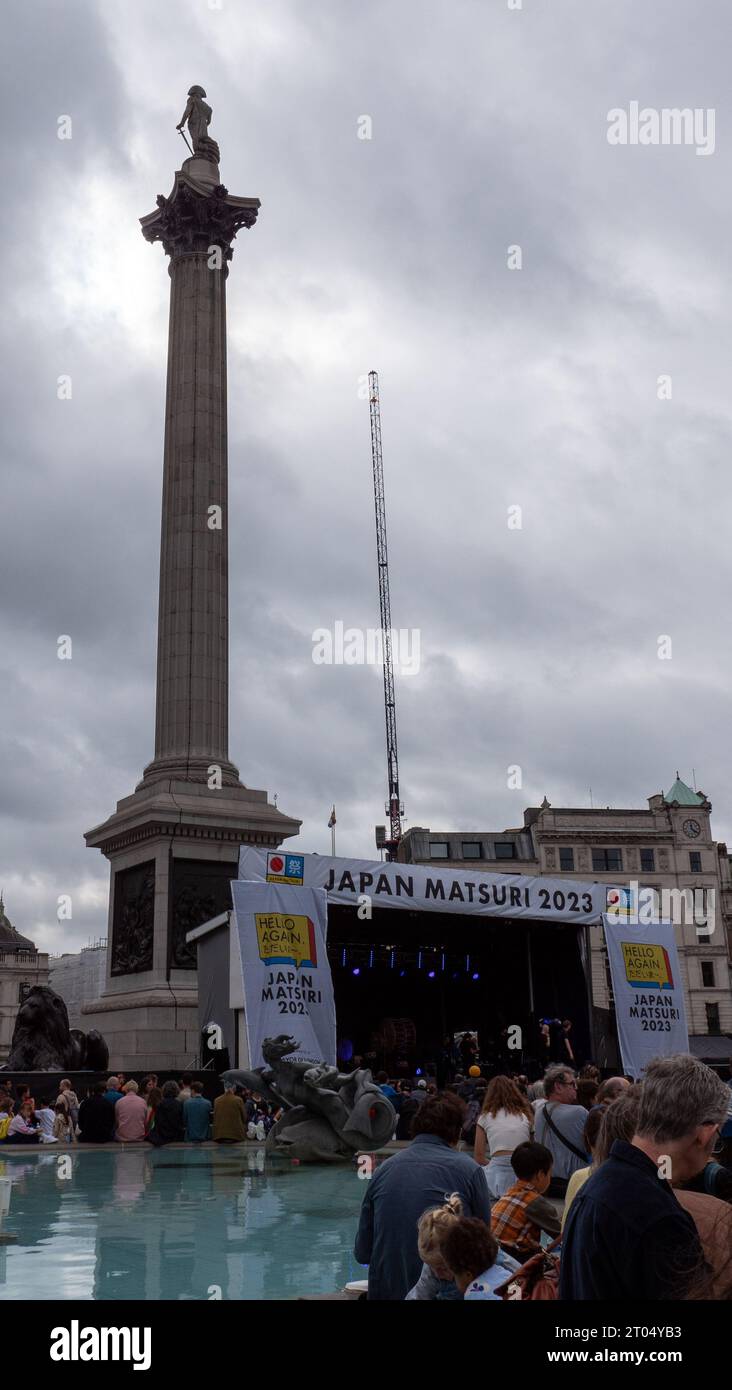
[[270, 856, 284, 873]]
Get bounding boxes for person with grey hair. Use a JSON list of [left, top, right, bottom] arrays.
[[534, 1065, 589, 1196], [560, 1054, 729, 1300]]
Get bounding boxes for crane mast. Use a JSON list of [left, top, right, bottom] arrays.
[[368, 370, 403, 859]]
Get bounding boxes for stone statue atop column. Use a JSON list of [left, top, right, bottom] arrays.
[[176, 85, 220, 165]]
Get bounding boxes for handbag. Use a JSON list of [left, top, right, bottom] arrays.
[[495, 1236, 562, 1301]]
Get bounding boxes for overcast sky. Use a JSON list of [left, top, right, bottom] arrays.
[[3, 0, 732, 955]]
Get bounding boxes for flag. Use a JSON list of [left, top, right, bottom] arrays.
[[328, 805, 336, 828]]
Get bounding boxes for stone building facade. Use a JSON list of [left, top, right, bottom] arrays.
[[49, 942, 108, 1032], [0, 897, 50, 1062], [397, 775, 732, 1061]]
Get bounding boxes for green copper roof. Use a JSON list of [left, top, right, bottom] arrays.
[[665, 773, 704, 806]]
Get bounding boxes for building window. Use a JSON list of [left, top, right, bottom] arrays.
[[494, 842, 516, 860], [18, 982, 32, 1004], [429, 841, 450, 859], [706, 1002, 721, 1035], [592, 848, 623, 872], [559, 848, 574, 871], [689, 852, 702, 873], [701, 960, 715, 988], [461, 842, 482, 860], [639, 849, 655, 873]]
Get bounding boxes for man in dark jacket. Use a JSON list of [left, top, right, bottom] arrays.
[[560, 1054, 729, 1300], [354, 1091, 492, 1299], [78, 1082, 115, 1143]]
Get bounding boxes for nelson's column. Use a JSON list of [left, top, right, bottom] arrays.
[[84, 89, 300, 1069]]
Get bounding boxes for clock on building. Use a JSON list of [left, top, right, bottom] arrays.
[[682, 818, 701, 839]]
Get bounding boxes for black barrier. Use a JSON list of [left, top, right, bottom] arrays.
[[0, 1070, 225, 1100]]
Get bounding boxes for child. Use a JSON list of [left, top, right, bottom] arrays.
[[6, 1102, 40, 1144], [36, 1099, 58, 1143], [441, 1218, 508, 1300], [406, 1194, 465, 1299], [490, 1140, 560, 1261], [53, 1103, 75, 1144], [407, 1196, 521, 1300]]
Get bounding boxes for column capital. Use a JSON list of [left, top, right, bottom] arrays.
[[140, 169, 260, 262]]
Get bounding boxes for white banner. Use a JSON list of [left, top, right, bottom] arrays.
[[238, 847, 608, 925], [231, 880, 336, 1068], [603, 914, 688, 1078]]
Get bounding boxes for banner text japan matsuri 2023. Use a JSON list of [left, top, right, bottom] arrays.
[[231, 879, 336, 1068], [238, 847, 609, 925], [603, 912, 688, 1078]]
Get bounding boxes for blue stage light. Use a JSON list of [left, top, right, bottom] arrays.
[[352, 967, 360, 976], [369, 949, 374, 968], [428, 970, 436, 979], [341, 948, 346, 967], [472, 971, 480, 980]]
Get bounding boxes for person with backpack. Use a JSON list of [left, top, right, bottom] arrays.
[[0, 1097, 13, 1143], [474, 1075, 534, 1199], [533, 1065, 588, 1197]]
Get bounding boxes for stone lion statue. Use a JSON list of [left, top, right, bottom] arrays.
[[1, 986, 109, 1072]]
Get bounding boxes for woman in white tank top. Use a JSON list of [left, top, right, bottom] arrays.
[[474, 1075, 534, 1200]]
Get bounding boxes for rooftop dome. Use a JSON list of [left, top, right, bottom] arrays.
[[0, 895, 36, 953]]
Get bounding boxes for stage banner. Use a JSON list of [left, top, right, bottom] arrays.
[[238, 847, 608, 925], [603, 914, 688, 1078], [231, 879, 336, 1069]]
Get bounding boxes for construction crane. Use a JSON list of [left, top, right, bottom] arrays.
[[368, 370, 404, 861]]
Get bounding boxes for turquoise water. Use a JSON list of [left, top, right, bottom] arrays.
[[0, 1148, 367, 1300]]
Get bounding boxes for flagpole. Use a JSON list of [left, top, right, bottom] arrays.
[[331, 823, 336, 856]]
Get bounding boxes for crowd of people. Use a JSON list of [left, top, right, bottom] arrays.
[[0, 1073, 280, 1147], [356, 1053, 732, 1300]]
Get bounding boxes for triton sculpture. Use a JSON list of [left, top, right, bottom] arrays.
[[223, 1034, 396, 1162]]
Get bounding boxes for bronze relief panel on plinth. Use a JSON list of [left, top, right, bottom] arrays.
[[111, 860, 156, 975], [169, 857, 238, 970]]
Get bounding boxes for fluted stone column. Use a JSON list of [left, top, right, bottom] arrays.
[[83, 136, 300, 1070], [139, 162, 259, 786]]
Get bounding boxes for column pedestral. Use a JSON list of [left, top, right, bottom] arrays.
[[84, 155, 300, 1069]]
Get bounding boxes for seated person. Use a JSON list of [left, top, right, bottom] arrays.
[[7, 1101, 40, 1144], [184, 1082, 213, 1142], [36, 1099, 58, 1143], [0, 1098, 14, 1142], [490, 1141, 560, 1261], [441, 1218, 508, 1300], [78, 1082, 116, 1143], [406, 1194, 520, 1300]]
